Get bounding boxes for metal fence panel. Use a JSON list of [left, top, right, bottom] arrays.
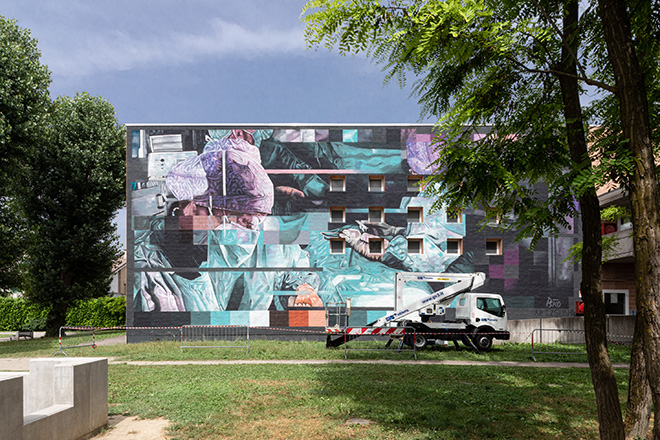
[[530, 328, 586, 362], [180, 325, 249, 353]]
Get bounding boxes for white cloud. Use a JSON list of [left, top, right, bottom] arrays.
[[43, 18, 308, 77]]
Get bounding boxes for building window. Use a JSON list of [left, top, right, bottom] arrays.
[[368, 175, 384, 192], [486, 239, 502, 255], [368, 207, 384, 223], [330, 238, 345, 254], [446, 238, 463, 255], [330, 207, 345, 223], [369, 238, 384, 255], [407, 207, 423, 223], [330, 176, 345, 192], [446, 210, 462, 223], [604, 290, 629, 315], [408, 238, 423, 254], [407, 175, 422, 192]]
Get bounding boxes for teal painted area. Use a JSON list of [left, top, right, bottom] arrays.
[[230, 311, 250, 326], [278, 214, 310, 243], [348, 310, 368, 326], [343, 129, 358, 142], [367, 310, 387, 324], [191, 312, 210, 325], [308, 212, 329, 231], [210, 312, 230, 326], [131, 130, 140, 158], [217, 229, 238, 245]]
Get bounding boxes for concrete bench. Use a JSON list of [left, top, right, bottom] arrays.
[[16, 331, 34, 340], [0, 358, 108, 440]]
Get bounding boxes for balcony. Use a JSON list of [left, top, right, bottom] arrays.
[[603, 228, 634, 263]]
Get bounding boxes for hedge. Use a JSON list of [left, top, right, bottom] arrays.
[[0, 296, 126, 331]]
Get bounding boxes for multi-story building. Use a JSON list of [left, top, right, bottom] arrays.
[[125, 124, 581, 341], [598, 187, 636, 315]]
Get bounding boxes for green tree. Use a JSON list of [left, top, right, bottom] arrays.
[[20, 92, 126, 337], [596, 2, 660, 438], [0, 17, 51, 293], [303, 1, 659, 438]]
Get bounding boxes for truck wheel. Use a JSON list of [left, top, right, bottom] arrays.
[[471, 332, 493, 351], [413, 334, 428, 350]]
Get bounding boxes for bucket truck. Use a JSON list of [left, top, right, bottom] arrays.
[[325, 272, 510, 353]]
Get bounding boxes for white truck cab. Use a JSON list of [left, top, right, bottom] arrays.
[[410, 291, 509, 351], [455, 292, 508, 331]]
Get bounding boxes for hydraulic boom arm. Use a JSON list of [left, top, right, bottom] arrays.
[[372, 272, 486, 327]]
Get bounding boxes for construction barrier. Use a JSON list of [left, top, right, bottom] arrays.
[[54, 326, 98, 356], [180, 325, 249, 354], [52, 324, 633, 361], [530, 328, 589, 361], [341, 326, 417, 360], [54, 326, 176, 356], [530, 327, 634, 362]]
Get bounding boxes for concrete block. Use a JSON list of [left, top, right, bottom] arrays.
[[23, 405, 75, 440], [1, 358, 108, 440], [88, 359, 109, 430], [0, 373, 24, 440], [23, 359, 59, 414]]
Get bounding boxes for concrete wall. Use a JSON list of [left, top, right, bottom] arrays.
[[0, 358, 108, 440], [503, 315, 635, 344]]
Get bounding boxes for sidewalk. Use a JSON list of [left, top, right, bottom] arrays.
[[0, 331, 46, 343], [0, 357, 631, 371]]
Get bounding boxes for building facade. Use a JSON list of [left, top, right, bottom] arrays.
[[125, 125, 581, 341], [598, 187, 636, 315]]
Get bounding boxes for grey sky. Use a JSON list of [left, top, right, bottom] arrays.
[[2, 1, 433, 248]]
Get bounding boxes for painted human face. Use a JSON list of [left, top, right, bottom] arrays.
[[179, 201, 266, 230]]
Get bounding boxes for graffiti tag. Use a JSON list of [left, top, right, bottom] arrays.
[[546, 297, 562, 308]]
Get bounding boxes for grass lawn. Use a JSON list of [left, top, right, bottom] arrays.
[[108, 363, 628, 440], [0, 330, 633, 364], [0, 333, 638, 439]]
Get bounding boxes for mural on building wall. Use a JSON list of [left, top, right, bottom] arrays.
[[128, 126, 578, 328]]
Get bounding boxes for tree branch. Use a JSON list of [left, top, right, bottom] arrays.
[[510, 64, 617, 93], [530, 0, 589, 76]]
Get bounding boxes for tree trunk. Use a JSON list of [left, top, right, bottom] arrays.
[[45, 302, 68, 338], [598, 1, 660, 438], [557, 1, 625, 438], [624, 313, 652, 439]]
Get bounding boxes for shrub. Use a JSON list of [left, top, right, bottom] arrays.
[[0, 296, 126, 331], [0, 297, 48, 331], [66, 296, 126, 328]]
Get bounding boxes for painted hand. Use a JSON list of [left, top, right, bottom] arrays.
[[356, 220, 405, 239], [288, 284, 323, 307]]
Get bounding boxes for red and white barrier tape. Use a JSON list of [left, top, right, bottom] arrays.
[[58, 325, 633, 339], [345, 327, 406, 336]]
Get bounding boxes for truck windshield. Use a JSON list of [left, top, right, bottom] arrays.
[[477, 297, 504, 317]]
